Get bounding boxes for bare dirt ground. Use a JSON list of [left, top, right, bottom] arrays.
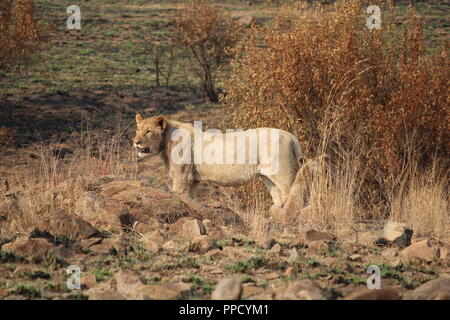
[[0, 0, 449, 300]]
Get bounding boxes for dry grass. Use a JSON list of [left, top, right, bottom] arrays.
[[390, 165, 449, 239], [222, 0, 449, 238], [0, 117, 137, 238]]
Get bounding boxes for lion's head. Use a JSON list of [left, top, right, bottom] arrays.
[[133, 114, 168, 158]]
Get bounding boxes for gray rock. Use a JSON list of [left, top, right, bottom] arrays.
[[406, 277, 450, 300], [383, 222, 413, 247], [211, 277, 243, 300]]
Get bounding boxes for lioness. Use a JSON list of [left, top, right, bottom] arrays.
[[133, 114, 302, 208]]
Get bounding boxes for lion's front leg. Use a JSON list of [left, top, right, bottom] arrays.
[[169, 164, 195, 195]]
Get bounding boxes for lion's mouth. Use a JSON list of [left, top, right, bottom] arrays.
[[136, 147, 150, 154]]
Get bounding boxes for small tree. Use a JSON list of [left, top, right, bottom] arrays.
[[174, 0, 242, 102]]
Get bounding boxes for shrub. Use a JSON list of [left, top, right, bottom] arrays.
[[223, 0, 449, 224], [173, 0, 242, 102], [0, 0, 43, 71]]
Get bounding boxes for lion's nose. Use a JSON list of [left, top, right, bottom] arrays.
[[134, 140, 142, 146]]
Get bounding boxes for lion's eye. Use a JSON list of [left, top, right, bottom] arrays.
[[144, 130, 151, 135]]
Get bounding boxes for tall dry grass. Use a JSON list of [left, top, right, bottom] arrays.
[[222, 0, 449, 238], [0, 116, 137, 239]]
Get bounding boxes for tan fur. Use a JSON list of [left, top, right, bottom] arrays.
[[134, 114, 302, 208]]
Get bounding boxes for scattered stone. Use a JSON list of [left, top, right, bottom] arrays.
[[160, 282, 191, 299], [205, 248, 223, 260], [238, 14, 255, 27], [170, 217, 206, 239], [114, 269, 146, 300], [211, 277, 243, 300], [140, 230, 167, 254], [383, 222, 413, 247], [306, 240, 338, 257], [381, 248, 400, 259], [344, 288, 400, 300], [1, 237, 53, 262], [46, 212, 99, 240], [191, 235, 216, 253], [222, 246, 253, 260], [86, 280, 125, 300], [75, 192, 132, 233], [242, 284, 265, 299], [321, 256, 339, 267], [287, 248, 299, 264], [275, 279, 331, 300], [269, 243, 282, 256], [284, 266, 297, 278], [304, 230, 337, 242], [400, 239, 440, 262], [256, 237, 276, 249], [348, 254, 362, 262], [406, 277, 450, 300], [79, 237, 103, 249], [82, 274, 97, 289], [264, 272, 279, 280]]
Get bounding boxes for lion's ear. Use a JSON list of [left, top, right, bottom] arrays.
[[136, 114, 144, 123], [154, 115, 167, 131]]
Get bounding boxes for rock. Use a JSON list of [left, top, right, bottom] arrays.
[[256, 237, 276, 249], [306, 240, 338, 257], [383, 222, 413, 247], [275, 279, 331, 300], [321, 256, 339, 267], [202, 219, 225, 240], [114, 269, 150, 300], [139, 284, 180, 300], [284, 266, 297, 278], [242, 284, 265, 299], [140, 230, 167, 254], [89, 239, 115, 255], [82, 274, 97, 289], [238, 14, 255, 27], [222, 246, 253, 260], [191, 235, 216, 253], [205, 248, 223, 260], [161, 240, 181, 253], [400, 239, 440, 262], [132, 217, 162, 234], [75, 192, 132, 232], [406, 277, 450, 300], [1, 237, 53, 262], [348, 254, 362, 262], [211, 277, 243, 300], [304, 230, 336, 242], [344, 288, 401, 300], [287, 248, 299, 264], [381, 248, 400, 259], [269, 243, 282, 256], [45, 212, 99, 240], [264, 272, 279, 280], [86, 280, 125, 300], [79, 237, 103, 249], [99, 181, 201, 224], [160, 282, 191, 299], [170, 217, 206, 239]]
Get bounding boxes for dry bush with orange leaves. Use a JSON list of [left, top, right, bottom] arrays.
[[0, 0, 42, 71], [173, 0, 243, 102], [222, 0, 449, 233]]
